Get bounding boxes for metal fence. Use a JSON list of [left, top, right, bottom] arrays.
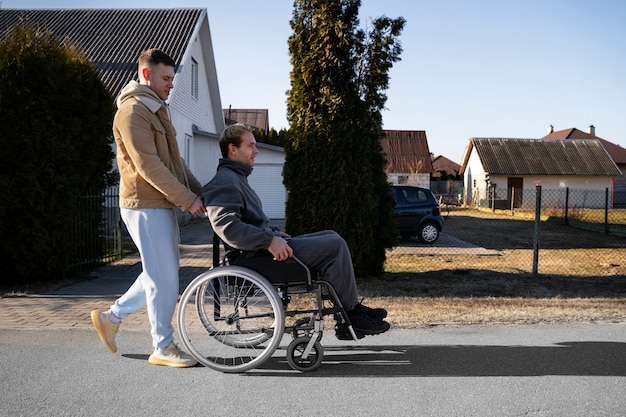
[[68, 185, 626, 282], [384, 186, 626, 279], [476, 186, 626, 236], [66, 187, 122, 274]]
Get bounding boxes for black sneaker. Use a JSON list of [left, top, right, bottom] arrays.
[[346, 309, 390, 335], [352, 301, 387, 320], [335, 324, 365, 340]]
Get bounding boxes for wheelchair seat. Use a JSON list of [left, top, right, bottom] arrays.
[[229, 249, 311, 284], [214, 233, 312, 284]]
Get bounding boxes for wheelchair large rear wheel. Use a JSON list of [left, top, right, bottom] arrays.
[[177, 266, 285, 372]]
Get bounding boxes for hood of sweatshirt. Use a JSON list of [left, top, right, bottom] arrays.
[[116, 80, 164, 112]]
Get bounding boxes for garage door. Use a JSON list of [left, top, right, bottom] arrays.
[[248, 164, 286, 218]]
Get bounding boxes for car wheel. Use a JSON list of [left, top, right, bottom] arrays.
[[418, 222, 439, 244]]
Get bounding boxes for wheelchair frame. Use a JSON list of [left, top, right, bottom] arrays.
[[176, 233, 359, 372]]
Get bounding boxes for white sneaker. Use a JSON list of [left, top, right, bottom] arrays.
[[91, 310, 120, 353], [148, 343, 198, 368]]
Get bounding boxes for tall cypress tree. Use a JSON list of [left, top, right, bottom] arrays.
[[285, 0, 405, 276]]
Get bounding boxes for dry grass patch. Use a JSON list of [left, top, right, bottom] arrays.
[[354, 208, 626, 326], [380, 297, 626, 327]]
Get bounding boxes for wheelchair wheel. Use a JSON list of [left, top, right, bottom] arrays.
[[286, 336, 324, 372], [195, 279, 269, 348], [177, 266, 285, 373]]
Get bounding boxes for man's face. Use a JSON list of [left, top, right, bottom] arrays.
[[229, 131, 258, 168], [144, 63, 175, 101]]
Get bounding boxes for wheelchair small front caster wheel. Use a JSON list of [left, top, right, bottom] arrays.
[[286, 336, 323, 372]]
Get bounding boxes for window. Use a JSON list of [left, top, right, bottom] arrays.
[[402, 188, 427, 203], [191, 58, 199, 99]]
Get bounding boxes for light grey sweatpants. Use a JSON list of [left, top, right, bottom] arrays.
[[111, 208, 180, 351]]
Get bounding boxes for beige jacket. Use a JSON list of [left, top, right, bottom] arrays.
[[113, 81, 202, 210]]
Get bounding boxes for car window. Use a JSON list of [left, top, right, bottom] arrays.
[[401, 188, 428, 204]]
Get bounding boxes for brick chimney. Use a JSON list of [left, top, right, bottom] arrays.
[[547, 124, 554, 134], [588, 125, 595, 136]]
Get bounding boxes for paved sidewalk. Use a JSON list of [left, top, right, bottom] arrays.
[[0, 218, 216, 332]]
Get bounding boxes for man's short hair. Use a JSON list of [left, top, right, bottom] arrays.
[[219, 123, 254, 158], [138, 48, 176, 69]]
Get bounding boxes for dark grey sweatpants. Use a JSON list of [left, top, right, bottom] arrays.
[[286, 230, 358, 309]]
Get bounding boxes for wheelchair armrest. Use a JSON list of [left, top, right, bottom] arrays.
[[290, 255, 312, 284]]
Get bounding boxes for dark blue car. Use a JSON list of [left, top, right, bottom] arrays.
[[391, 185, 443, 244]]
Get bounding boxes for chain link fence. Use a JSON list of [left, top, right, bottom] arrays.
[[384, 187, 626, 282]]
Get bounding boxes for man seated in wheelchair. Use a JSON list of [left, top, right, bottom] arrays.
[[202, 123, 390, 340]]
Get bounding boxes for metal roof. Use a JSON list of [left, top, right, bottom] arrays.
[[0, 8, 204, 97], [381, 130, 433, 174], [469, 138, 621, 176]]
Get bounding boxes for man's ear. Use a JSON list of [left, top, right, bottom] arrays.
[[141, 66, 151, 82]]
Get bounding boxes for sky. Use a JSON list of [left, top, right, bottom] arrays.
[[3, 0, 626, 162]]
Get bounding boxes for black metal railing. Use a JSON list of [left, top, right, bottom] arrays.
[[66, 187, 122, 274]]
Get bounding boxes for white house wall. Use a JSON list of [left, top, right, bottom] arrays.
[[194, 137, 222, 185], [249, 145, 287, 218], [464, 147, 488, 206], [387, 172, 430, 187], [490, 175, 613, 209], [168, 13, 223, 186]]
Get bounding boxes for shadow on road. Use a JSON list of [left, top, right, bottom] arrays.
[[239, 341, 626, 377]]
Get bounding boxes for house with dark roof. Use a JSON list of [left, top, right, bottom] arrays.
[[459, 138, 621, 209], [381, 130, 433, 187], [224, 108, 270, 132], [431, 155, 461, 179], [1, 8, 287, 217], [0, 8, 224, 186], [544, 125, 626, 181], [430, 154, 463, 203]]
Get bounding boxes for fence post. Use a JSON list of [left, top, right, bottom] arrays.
[[510, 187, 515, 215], [605, 187, 609, 235], [564, 187, 569, 225], [532, 183, 542, 277]]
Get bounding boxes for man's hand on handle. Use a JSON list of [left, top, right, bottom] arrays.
[[187, 197, 206, 216]]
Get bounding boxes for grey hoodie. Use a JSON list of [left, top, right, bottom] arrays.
[[202, 159, 279, 251]]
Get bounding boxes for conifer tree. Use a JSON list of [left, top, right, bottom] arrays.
[[285, 0, 405, 276]]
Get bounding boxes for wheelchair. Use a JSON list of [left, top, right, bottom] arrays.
[[176, 233, 360, 372]]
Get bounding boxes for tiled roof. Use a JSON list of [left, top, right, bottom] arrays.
[[469, 138, 621, 176], [544, 127, 597, 140], [0, 8, 204, 97], [223, 108, 269, 132], [544, 127, 626, 165], [381, 130, 433, 174], [431, 155, 461, 175]]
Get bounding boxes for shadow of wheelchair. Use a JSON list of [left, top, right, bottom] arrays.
[[244, 341, 626, 377]]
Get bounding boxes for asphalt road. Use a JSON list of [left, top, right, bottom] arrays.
[[2, 323, 626, 416]]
